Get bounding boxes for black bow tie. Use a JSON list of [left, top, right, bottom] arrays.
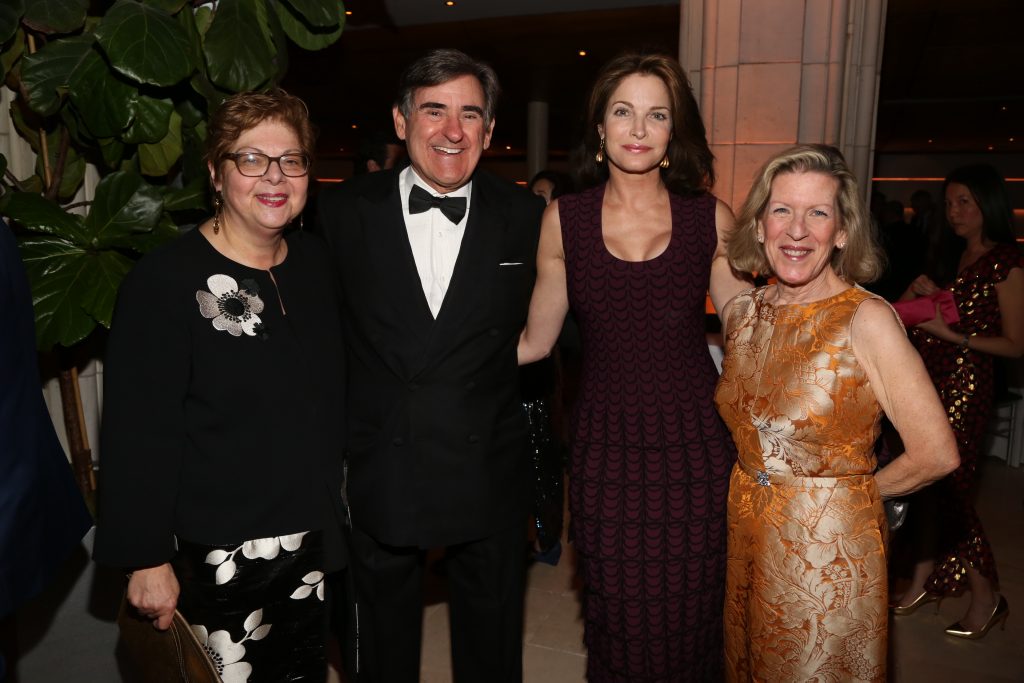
[[408, 184, 467, 224]]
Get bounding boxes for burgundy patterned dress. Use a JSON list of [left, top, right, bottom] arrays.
[[561, 184, 736, 682], [909, 241, 1024, 594]]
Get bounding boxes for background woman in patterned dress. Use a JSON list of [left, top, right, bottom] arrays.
[[519, 53, 749, 681], [891, 164, 1024, 638], [716, 145, 959, 681]]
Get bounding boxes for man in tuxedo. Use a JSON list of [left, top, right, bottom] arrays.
[[318, 49, 543, 682]]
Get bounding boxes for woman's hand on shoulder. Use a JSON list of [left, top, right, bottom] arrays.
[[127, 563, 180, 630], [710, 199, 752, 320]]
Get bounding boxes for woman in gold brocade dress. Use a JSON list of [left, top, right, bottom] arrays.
[[714, 145, 960, 682]]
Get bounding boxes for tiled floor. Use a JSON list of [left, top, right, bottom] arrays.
[[408, 457, 1024, 682]]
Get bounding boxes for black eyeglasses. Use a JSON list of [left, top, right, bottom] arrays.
[[223, 152, 310, 177]]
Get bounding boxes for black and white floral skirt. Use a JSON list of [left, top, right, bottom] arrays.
[[172, 530, 327, 682]]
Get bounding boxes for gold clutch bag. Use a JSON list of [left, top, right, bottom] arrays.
[[117, 596, 221, 682]]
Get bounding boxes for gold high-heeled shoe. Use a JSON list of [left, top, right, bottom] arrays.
[[891, 591, 942, 616], [944, 595, 1009, 639]]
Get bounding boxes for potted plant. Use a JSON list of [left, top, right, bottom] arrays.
[[0, 0, 345, 502]]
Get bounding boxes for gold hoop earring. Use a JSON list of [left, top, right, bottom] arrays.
[[212, 191, 223, 235], [595, 138, 605, 164], [659, 156, 670, 169]]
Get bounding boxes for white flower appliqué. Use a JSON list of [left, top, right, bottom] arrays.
[[205, 532, 308, 585], [191, 609, 270, 683], [196, 274, 264, 336], [290, 571, 325, 602]]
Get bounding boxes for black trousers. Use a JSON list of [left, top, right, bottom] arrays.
[[349, 523, 526, 683]]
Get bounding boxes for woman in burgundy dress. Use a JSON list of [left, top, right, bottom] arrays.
[[892, 164, 1023, 638], [519, 53, 748, 681]]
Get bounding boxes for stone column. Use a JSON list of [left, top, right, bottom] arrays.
[[680, 0, 887, 209], [527, 99, 549, 180]]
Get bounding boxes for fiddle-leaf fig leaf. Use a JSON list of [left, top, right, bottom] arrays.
[[163, 177, 209, 212], [203, 0, 275, 92], [84, 170, 164, 247], [96, 0, 195, 87], [273, 0, 344, 52], [138, 109, 183, 177], [1, 191, 89, 243], [1, 27, 25, 81], [22, 0, 88, 35], [124, 94, 173, 144], [18, 237, 134, 348], [141, 0, 188, 12], [67, 44, 136, 138], [0, 0, 24, 45], [21, 35, 95, 118], [282, 0, 339, 29]]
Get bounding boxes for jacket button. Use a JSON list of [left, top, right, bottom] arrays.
[[393, 437, 405, 446], [467, 434, 479, 444]]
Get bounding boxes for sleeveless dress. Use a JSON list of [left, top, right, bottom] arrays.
[[715, 286, 888, 683], [909, 242, 1024, 594], [561, 185, 735, 682]]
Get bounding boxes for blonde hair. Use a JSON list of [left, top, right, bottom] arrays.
[[729, 144, 884, 283]]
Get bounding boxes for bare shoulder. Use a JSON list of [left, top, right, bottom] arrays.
[[851, 295, 907, 356]]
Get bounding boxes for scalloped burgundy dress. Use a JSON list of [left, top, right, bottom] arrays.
[[561, 185, 736, 681]]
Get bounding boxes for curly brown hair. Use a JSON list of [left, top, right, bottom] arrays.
[[206, 88, 316, 183]]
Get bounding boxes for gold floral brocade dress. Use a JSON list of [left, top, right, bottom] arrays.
[[715, 287, 888, 683]]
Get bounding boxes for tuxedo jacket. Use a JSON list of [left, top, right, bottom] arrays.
[[318, 169, 544, 548]]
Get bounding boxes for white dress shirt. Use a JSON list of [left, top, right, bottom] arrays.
[[399, 166, 472, 318]]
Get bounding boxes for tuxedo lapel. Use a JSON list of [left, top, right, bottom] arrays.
[[361, 175, 435, 333]]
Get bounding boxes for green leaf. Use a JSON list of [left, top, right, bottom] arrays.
[[19, 236, 134, 348], [273, 0, 344, 51], [204, 0, 275, 92], [67, 44, 136, 138], [22, 0, 88, 35], [282, 0, 339, 29], [124, 94, 173, 144], [194, 5, 213, 36], [0, 0, 24, 45], [1, 191, 88, 242], [174, 96, 204, 129], [163, 177, 209, 212], [98, 137, 127, 170], [127, 212, 180, 254], [142, 0, 188, 13], [175, 1, 206, 81], [138, 109, 182, 177], [84, 170, 164, 247], [1, 27, 25, 81], [96, 0, 194, 87], [21, 35, 95, 118]]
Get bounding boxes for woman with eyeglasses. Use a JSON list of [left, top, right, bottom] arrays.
[[94, 89, 347, 681]]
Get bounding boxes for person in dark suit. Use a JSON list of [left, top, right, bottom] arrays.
[[0, 218, 92, 677], [317, 48, 544, 682]]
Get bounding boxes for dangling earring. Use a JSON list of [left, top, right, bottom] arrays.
[[212, 191, 223, 235], [659, 156, 670, 169], [595, 137, 605, 164], [299, 214, 305, 231]]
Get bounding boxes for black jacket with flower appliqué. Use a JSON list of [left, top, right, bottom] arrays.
[[93, 227, 347, 572]]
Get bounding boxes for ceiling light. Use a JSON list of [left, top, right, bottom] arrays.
[[445, 1, 455, 6], [578, 50, 587, 57]]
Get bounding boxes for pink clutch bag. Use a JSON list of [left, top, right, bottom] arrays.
[[891, 290, 960, 327]]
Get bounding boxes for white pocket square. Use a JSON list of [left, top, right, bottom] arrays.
[[499, 262, 524, 266]]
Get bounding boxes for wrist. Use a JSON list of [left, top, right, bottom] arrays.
[[959, 334, 971, 350]]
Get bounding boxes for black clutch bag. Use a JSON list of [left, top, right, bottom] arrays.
[[117, 596, 221, 682]]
